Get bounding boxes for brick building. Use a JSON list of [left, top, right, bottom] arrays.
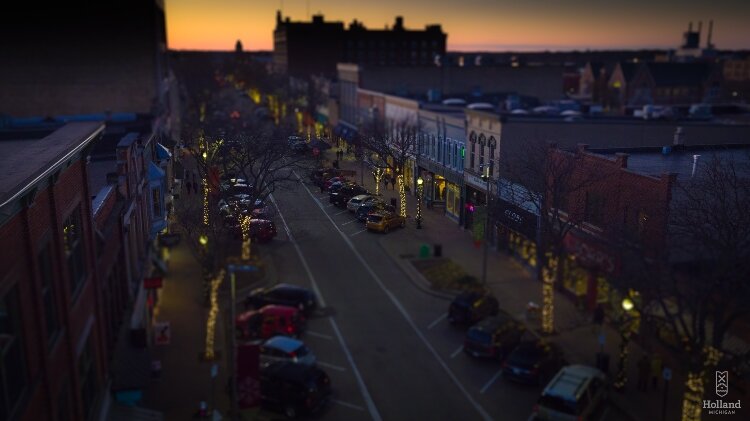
[[0, 122, 108, 421], [273, 12, 446, 79]]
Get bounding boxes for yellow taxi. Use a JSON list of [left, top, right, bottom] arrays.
[[366, 210, 406, 233]]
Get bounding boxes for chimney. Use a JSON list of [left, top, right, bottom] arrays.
[[394, 16, 404, 30], [276, 10, 281, 23], [688, 21, 693, 31], [707, 20, 714, 48], [615, 152, 629, 168]]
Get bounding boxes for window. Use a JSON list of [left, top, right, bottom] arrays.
[[478, 134, 486, 170], [584, 192, 605, 227], [469, 132, 477, 169], [78, 335, 97, 418], [64, 207, 86, 294], [446, 140, 452, 168], [488, 137, 497, 176], [0, 287, 27, 420], [437, 139, 442, 162], [38, 242, 60, 344], [460, 146, 465, 171], [152, 187, 162, 217]]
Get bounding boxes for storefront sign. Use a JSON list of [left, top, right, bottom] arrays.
[[564, 232, 619, 274], [499, 178, 540, 216], [144, 277, 163, 289], [496, 199, 538, 239], [465, 173, 489, 190]]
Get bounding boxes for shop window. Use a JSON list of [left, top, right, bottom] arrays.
[[78, 335, 97, 418], [38, 242, 60, 345], [64, 206, 86, 296], [0, 287, 27, 420]]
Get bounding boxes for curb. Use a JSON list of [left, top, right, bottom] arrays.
[[376, 237, 455, 300]]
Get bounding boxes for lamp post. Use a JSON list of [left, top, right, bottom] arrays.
[[614, 296, 638, 391], [416, 176, 424, 229], [480, 164, 491, 285], [226, 262, 259, 419]]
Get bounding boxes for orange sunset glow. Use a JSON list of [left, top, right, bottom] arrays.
[[165, 0, 750, 51]]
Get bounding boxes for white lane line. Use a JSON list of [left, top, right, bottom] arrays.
[[269, 194, 382, 421], [325, 203, 334, 208], [350, 229, 367, 237], [450, 345, 464, 359], [317, 361, 347, 372], [334, 210, 348, 216], [331, 399, 366, 412], [307, 330, 334, 340], [480, 369, 504, 394], [341, 219, 357, 226], [294, 171, 493, 421], [428, 313, 447, 330]]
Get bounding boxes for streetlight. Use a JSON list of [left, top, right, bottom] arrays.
[[479, 164, 491, 284], [416, 177, 424, 229]]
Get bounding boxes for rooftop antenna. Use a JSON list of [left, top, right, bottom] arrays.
[[707, 20, 714, 48]]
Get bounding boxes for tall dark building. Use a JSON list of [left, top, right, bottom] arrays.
[[273, 11, 447, 79]]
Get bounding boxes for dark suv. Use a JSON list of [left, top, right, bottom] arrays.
[[330, 184, 369, 207], [245, 283, 317, 315], [260, 362, 332, 418], [464, 312, 526, 360], [448, 291, 499, 325]]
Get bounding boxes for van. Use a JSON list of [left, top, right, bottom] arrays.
[[236, 305, 305, 340], [532, 365, 608, 421]]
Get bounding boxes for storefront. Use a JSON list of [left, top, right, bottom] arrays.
[[444, 181, 461, 221], [463, 173, 489, 230], [496, 199, 538, 268], [561, 231, 620, 312]]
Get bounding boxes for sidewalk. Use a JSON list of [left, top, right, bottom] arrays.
[[325, 148, 685, 421]]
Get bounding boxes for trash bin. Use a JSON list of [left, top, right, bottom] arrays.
[[595, 352, 610, 375], [419, 244, 431, 259], [434, 244, 442, 257], [390, 197, 397, 208]]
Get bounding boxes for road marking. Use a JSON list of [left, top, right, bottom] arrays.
[[331, 399, 365, 412], [480, 369, 504, 394], [269, 194, 382, 421], [450, 345, 464, 359], [307, 330, 334, 340], [427, 313, 447, 330], [325, 203, 334, 208], [334, 210, 348, 216], [317, 361, 347, 372], [294, 171, 493, 421], [341, 219, 357, 226], [350, 229, 367, 237]]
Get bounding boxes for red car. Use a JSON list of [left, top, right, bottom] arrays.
[[235, 305, 305, 340], [225, 217, 277, 242]]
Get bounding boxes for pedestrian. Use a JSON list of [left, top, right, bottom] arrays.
[[186, 180, 193, 195], [592, 304, 605, 333], [651, 353, 662, 390], [637, 354, 650, 392]]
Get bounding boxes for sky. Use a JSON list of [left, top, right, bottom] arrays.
[[165, 0, 750, 52]]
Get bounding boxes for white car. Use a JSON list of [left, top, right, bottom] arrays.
[[346, 195, 373, 212], [260, 336, 316, 368]]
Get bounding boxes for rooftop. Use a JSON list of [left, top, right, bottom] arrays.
[[0, 122, 104, 209], [599, 147, 750, 181]]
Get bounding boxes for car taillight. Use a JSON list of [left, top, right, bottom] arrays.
[[287, 325, 294, 333]]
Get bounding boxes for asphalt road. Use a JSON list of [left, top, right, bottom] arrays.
[[255, 171, 540, 421]]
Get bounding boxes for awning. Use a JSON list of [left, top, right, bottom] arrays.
[[155, 143, 172, 161], [148, 162, 165, 182]]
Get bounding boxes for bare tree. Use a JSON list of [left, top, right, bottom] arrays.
[[614, 152, 750, 421], [504, 142, 612, 333], [359, 116, 420, 217]]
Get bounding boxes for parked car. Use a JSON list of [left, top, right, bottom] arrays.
[[448, 291, 499, 325], [245, 283, 317, 315], [236, 305, 305, 340], [260, 361, 332, 418], [324, 177, 347, 190], [366, 211, 405, 233], [291, 141, 308, 154], [532, 365, 608, 421], [260, 336, 316, 367], [331, 185, 370, 207], [355, 200, 394, 222], [463, 312, 525, 360], [503, 340, 566, 385], [287, 135, 304, 146], [346, 194, 373, 212]]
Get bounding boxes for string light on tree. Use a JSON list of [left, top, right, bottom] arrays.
[[241, 215, 251, 261], [397, 173, 406, 218], [681, 346, 723, 421], [416, 176, 424, 229], [204, 269, 225, 360], [541, 253, 557, 334]]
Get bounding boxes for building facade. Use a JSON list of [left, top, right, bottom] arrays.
[[0, 123, 108, 421]]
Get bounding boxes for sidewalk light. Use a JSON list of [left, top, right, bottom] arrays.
[[416, 177, 424, 229], [199, 234, 208, 246], [621, 297, 634, 311]]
